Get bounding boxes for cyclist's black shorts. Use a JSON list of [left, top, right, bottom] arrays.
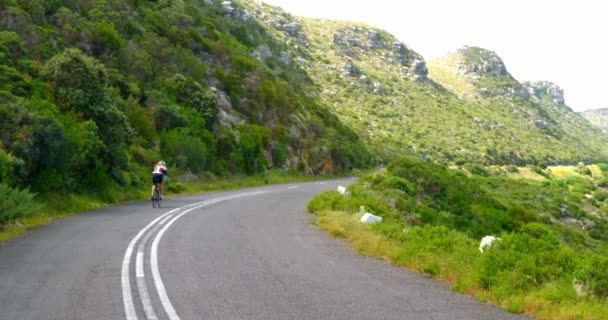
[[152, 173, 163, 183]]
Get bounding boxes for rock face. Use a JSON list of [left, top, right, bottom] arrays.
[[332, 26, 386, 50], [524, 81, 566, 105], [393, 41, 409, 65], [455, 46, 507, 77], [413, 59, 428, 82], [366, 31, 385, 49]]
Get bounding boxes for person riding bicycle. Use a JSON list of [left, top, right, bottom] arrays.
[[151, 160, 168, 200]]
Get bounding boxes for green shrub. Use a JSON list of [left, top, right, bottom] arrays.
[[477, 224, 576, 294], [378, 176, 415, 195], [576, 255, 608, 297], [592, 189, 608, 202], [0, 183, 42, 223], [463, 163, 490, 177], [575, 163, 592, 176], [307, 190, 358, 213]]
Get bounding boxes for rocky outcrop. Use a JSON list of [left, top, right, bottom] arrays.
[[252, 45, 272, 59], [342, 59, 359, 76], [282, 22, 302, 35], [413, 59, 428, 82], [392, 41, 409, 65], [332, 26, 386, 50], [222, 1, 234, 15], [366, 31, 385, 49], [524, 81, 565, 105], [457, 46, 507, 76]]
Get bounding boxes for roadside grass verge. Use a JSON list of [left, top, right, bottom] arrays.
[[312, 209, 608, 320], [0, 170, 348, 243]]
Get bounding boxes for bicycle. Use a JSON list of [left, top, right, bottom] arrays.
[[152, 182, 161, 208]]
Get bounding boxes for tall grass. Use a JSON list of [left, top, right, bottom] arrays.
[[308, 158, 608, 319]]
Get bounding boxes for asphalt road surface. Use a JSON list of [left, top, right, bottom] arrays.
[[0, 179, 529, 320]]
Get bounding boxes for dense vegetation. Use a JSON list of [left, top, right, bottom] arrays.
[[308, 157, 608, 318], [252, 11, 608, 164], [0, 0, 374, 224]]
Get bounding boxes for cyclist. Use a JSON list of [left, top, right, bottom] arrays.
[[151, 160, 168, 200]]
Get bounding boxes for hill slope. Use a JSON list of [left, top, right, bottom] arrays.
[[1, 0, 608, 201], [245, 3, 608, 165], [0, 0, 373, 197], [581, 108, 608, 134]]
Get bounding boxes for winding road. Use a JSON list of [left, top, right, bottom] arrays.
[[0, 179, 528, 320]]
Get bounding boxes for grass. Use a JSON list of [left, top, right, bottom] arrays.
[[427, 55, 477, 98], [0, 170, 346, 243], [312, 209, 608, 320]]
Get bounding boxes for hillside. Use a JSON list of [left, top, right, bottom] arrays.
[[581, 108, 608, 134], [2, 0, 608, 222], [243, 2, 608, 165], [0, 0, 373, 201]]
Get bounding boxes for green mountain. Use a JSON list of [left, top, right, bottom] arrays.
[[243, 3, 608, 165], [1, 0, 607, 198], [0, 0, 373, 196]]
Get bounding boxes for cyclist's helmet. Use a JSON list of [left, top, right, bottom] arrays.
[[160, 160, 166, 166]]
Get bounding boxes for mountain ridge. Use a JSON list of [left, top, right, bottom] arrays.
[[245, 1, 608, 165]]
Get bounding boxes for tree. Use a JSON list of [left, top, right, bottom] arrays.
[[43, 49, 133, 171]]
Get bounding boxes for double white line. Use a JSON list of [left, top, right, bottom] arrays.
[[121, 192, 266, 320]]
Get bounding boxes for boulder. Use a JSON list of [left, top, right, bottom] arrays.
[[479, 235, 501, 253], [534, 120, 549, 129], [282, 22, 302, 35], [360, 213, 382, 224], [222, 1, 234, 15]]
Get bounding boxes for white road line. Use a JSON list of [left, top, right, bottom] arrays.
[[136, 219, 167, 320], [122, 192, 266, 320], [288, 186, 299, 189], [150, 192, 266, 320], [122, 211, 176, 320], [122, 201, 210, 320]]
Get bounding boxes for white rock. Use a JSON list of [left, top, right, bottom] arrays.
[[337, 185, 347, 195], [479, 235, 501, 253], [360, 213, 382, 224]]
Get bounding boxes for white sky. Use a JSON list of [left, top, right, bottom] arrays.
[[261, 0, 607, 111]]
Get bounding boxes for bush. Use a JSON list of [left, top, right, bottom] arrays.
[[463, 163, 490, 177], [575, 163, 592, 176], [378, 176, 415, 195], [592, 189, 608, 202], [0, 183, 42, 223], [477, 224, 576, 294], [576, 255, 608, 297], [307, 190, 359, 213]]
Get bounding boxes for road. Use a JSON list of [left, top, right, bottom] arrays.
[[0, 179, 528, 320]]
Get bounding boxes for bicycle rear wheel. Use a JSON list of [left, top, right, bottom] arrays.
[[152, 186, 161, 208]]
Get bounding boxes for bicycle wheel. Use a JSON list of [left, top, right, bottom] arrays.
[[152, 186, 160, 208]]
